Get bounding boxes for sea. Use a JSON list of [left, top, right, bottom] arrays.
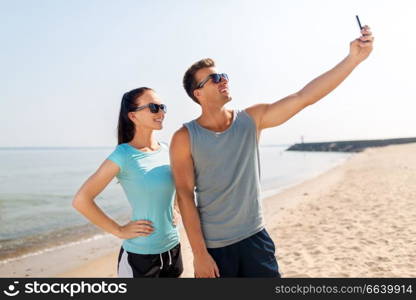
[[0, 146, 351, 261]]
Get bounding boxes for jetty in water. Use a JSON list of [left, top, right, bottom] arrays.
[[287, 137, 416, 153]]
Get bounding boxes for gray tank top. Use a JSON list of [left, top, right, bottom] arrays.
[[184, 109, 265, 248]]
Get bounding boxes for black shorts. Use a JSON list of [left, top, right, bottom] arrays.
[[117, 243, 183, 278], [207, 229, 281, 277]]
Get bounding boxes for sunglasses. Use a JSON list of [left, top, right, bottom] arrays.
[[196, 73, 229, 89], [132, 103, 167, 114]]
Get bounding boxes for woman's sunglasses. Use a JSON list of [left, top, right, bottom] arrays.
[[196, 73, 229, 89], [131, 103, 167, 114]]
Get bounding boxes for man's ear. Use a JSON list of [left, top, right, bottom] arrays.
[[193, 89, 200, 100]]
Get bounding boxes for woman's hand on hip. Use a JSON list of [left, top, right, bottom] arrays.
[[116, 220, 154, 239]]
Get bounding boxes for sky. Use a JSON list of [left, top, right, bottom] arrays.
[[1, 0, 415, 147]]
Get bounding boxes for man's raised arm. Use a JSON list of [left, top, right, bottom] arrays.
[[246, 25, 374, 131]]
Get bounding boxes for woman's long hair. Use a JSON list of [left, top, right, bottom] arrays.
[[117, 87, 153, 145]]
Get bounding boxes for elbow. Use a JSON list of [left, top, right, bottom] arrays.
[[176, 191, 195, 210], [296, 91, 315, 108], [72, 191, 90, 212], [72, 195, 82, 211]]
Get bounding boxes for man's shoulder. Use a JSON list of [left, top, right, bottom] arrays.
[[174, 125, 190, 136], [241, 105, 265, 130], [172, 126, 190, 145], [170, 126, 192, 157]]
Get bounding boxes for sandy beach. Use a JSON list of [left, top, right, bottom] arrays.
[[1, 143, 415, 278], [269, 142, 416, 277]]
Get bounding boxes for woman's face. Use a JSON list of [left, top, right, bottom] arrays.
[[128, 90, 166, 131]]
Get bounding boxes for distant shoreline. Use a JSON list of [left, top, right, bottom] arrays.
[[287, 137, 416, 153], [3, 137, 416, 152]]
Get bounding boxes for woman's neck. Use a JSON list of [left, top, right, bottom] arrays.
[[128, 128, 159, 151]]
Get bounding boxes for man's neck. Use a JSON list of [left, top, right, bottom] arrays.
[[197, 107, 234, 132]]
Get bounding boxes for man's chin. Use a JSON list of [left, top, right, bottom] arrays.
[[222, 94, 232, 103]]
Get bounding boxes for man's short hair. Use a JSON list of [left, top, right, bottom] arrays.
[[183, 58, 215, 104]]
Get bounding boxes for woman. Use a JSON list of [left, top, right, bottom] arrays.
[[73, 87, 183, 277]]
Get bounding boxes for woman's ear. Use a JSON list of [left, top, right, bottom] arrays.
[[128, 112, 136, 123]]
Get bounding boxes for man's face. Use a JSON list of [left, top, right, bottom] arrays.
[[193, 67, 231, 105]]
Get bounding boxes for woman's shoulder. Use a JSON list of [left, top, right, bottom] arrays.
[[112, 143, 129, 154], [107, 143, 129, 161]]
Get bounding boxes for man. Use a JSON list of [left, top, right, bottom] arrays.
[[170, 26, 374, 277]]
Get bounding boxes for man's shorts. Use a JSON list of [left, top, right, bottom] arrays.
[[207, 229, 281, 277], [117, 243, 183, 277]]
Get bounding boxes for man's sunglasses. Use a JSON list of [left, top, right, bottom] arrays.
[[131, 103, 167, 114], [196, 73, 229, 89]]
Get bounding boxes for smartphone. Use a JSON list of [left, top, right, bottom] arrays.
[[355, 15, 363, 30]]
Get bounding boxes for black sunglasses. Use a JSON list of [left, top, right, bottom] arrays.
[[131, 103, 167, 114], [196, 73, 229, 89]]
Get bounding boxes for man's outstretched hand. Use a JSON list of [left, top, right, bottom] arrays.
[[349, 25, 374, 63]]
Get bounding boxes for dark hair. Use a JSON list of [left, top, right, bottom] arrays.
[[117, 87, 153, 145], [183, 58, 215, 104]]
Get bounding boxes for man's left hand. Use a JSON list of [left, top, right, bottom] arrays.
[[349, 25, 374, 63]]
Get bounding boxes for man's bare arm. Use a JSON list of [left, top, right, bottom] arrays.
[[170, 126, 220, 277], [246, 26, 374, 131]]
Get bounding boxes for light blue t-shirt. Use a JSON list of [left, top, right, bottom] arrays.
[[107, 142, 179, 254]]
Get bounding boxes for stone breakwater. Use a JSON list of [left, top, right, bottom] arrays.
[[287, 137, 416, 153]]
